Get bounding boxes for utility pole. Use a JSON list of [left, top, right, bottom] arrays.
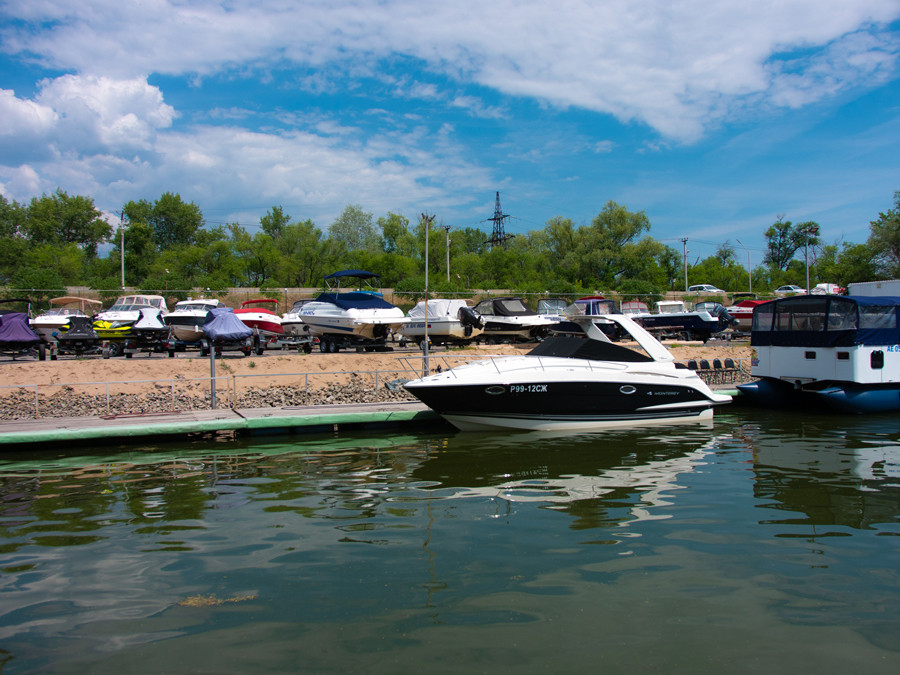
[[442, 223, 451, 282], [681, 238, 689, 291], [484, 191, 515, 249]]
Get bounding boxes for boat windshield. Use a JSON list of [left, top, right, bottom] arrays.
[[176, 303, 216, 312], [494, 298, 531, 314]]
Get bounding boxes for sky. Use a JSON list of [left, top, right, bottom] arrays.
[[1, 0, 899, 266]]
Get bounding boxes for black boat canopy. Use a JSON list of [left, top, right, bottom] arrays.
[[751, 295, 900, 347]]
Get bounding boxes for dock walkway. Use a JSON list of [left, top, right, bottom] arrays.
[[0, 401, 443, 447]]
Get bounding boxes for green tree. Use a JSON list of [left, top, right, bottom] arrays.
[[260, 206, 291, 239], [124, 193, 203, 251], [867, 190, 900, 277], [275, 219, 344, 286], [23, 189, 112, 257], [328, 204, 379, 252], [764, 218, 820, 270]]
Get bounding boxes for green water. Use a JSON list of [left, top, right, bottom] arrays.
[[1, 409, 899, 674]]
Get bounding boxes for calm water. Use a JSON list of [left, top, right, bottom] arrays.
[[1, 408, 899, 674]]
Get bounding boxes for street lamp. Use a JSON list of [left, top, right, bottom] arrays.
[[736, 239, 751, 294], [802, 224, 820, 293]]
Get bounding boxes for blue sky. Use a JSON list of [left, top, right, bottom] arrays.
[[1, 0, 899, 266]]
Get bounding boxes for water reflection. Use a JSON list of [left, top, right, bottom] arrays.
[[0, 413, 899, 672], [735, 413, 900, 531]]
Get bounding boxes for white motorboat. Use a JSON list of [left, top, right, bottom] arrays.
[[471, 296, 560, 343], [164, 298, 228, 343], [30, 296, 101, 343], [737, 295, 900, 413], [400, 299, 484, 347], [551, 296, 624, 340], [281, 299, 315, 337], [299, 270, 407, 352], [404, 312, 731, 431], [536, 297, 569, 322], [621, 300, 650, 318]]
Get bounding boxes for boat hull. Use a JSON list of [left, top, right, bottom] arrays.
[[738, 378, 900, 414], [406, 376, 722, 431], [401, 319, 483, 344], [233, 312, 283, 339]]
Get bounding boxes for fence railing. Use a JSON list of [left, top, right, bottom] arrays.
[[0, 355, 751, 420]]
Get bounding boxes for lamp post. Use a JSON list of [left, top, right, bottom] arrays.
[[802, 224, 819, 293], [736, 239, 751, 294]]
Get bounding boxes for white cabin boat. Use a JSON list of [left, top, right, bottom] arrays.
[[299, 270, 407, 352], [164, 298, 228, 343], [404, 312, 731, 431], [738, 295, 900, 413], [400, 299, 484, 347], [30, 296, 101, 343]]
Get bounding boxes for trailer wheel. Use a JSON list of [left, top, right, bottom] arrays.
[[106, 342, 123, 358], [319, 338, 329, 353], [200, 339, 210, 357], [37, 344, 46, 361], [255, 336, 264, 355], [302, 343, 312, 354]]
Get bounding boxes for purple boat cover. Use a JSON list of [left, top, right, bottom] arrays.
[[0, 312, 41, 345]]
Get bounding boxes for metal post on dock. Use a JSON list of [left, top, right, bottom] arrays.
[[209, 346, 217, 410]]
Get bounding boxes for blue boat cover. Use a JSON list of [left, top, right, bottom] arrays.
[[751, 295, 900, 347], [203, 307, 253, 341], [315, 291, 396, 310], [0, 312, 41, 345], [324, 269, 380, 281]]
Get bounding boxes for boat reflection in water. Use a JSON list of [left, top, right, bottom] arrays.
[[736, 413, 900, 531], [2, 411, 900, 672], [410, 427, 722, 528]]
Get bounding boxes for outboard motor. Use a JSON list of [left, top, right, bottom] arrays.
[[714, 305, 735, 331], [458, 306, 485, 332]]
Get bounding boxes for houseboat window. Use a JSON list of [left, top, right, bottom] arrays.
[[775, 297, 827, 331], [826, 299, 858, 330], [859, 305, 897, 330], [805, 351, 816, 359], [837, 352, 850, 360], [751, 303, 774, 331], [871, 350, 884, 369]]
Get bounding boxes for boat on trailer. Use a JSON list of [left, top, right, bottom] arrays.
[[299, 270, 407, 352], [738, 294, 900, 414], [30, 296, 101, 343], [404, 312, 731, 431], [471, 296, 560, 343], [400, 299, 484, 347], [635, 300, 733, 342], [233, 298, 284, 340], [164, 298, 229, 343]]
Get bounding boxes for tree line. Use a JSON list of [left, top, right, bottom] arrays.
[[1, 188, 898, 306]]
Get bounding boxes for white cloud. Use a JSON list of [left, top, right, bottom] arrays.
[[3, 1, 898, 140]]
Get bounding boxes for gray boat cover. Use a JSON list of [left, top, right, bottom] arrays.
[[203, 307, 253, 341], [0, 312, 41, 345]]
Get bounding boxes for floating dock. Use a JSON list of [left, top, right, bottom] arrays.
[[0, 402, 444, 448]]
